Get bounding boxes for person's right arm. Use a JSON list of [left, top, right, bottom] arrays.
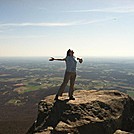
[[49, 57, 65, 61]]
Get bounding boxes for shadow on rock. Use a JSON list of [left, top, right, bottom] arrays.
[[26, 99, 69, 134]]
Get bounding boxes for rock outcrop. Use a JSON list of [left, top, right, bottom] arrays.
[[114, 129, 134, 134], [27, 90, 134, 134]]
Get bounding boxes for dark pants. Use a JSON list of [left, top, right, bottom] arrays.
[[57, 71, 76, 97]]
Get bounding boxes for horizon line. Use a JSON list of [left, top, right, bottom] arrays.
[[0, 56, 134, 58]]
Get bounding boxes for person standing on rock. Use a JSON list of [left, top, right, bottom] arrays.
[[49, 49, 83, 100]]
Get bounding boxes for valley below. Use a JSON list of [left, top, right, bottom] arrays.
[[0, 57, 134, 134]]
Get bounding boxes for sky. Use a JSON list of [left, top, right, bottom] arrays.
[[0, 0, 134, 57]]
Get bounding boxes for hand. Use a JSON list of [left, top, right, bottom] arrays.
[[49, 57, 54, 61], [77, 58, 83, 63], [79, 59, 83, 63]]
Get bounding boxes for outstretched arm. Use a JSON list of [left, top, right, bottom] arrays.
[[49, 57, 65, 61], [77, 57, 83, 63]]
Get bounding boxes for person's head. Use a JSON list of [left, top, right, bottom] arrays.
[[67, 49, 74, 56]]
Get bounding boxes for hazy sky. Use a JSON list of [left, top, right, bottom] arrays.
[[0, 0, 134, 57]]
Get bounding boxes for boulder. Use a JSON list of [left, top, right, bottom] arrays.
[[27, 90, 134, 134], [114, 129, 133, 134]]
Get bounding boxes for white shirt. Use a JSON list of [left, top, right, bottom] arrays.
[[65, 56, 77, 72]]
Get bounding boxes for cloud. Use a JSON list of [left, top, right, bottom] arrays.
[[0, 17, 114, 29], [0, 22, 76, 27], [38, 7, 47, 10], [0, 35, 47, 39], [78, 18, 115, 25], [66, 6, 134, 13]]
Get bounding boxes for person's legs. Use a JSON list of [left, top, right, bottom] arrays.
[[55, 72, 70, 100], [69, 72, 76, 99]]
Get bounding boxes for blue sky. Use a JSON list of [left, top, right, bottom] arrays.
[[0, 0, 134, 57]]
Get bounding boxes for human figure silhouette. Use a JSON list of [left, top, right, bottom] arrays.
[[49, 49, 83, 100]]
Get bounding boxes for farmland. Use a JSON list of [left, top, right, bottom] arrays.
[[0, 57, 134, 134]]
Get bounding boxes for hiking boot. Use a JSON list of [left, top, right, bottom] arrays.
[[69, 96, 75, 100]]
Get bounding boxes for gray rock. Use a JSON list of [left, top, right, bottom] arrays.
[[114, 129, 133, 134], [27, 90, 134, 134]]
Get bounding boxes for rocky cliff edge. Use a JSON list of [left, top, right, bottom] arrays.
[[27, 90, 134, 134]]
